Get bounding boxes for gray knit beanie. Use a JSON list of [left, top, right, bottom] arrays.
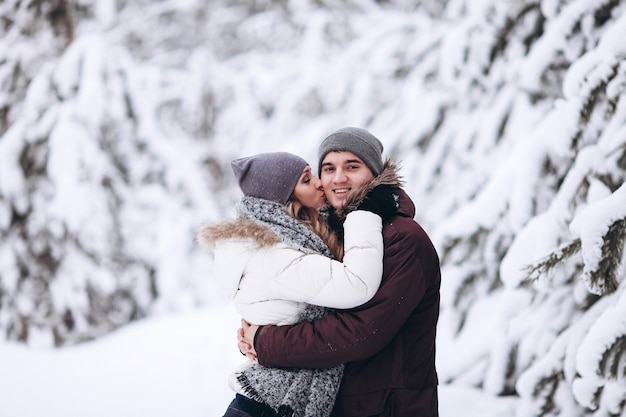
[[318, 127, 384, 176], [231, 152, 308, 204]]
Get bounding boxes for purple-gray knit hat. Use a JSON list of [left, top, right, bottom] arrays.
[[231, 152, 308, 204], [318, 127, 384, 176]]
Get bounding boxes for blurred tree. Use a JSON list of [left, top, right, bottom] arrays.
[[0, 1, 624, 415]]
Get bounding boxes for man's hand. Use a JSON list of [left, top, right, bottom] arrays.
[[237, 319, 259, 361]]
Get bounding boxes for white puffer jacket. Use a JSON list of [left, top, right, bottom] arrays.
[[198, 211, 383, 325]]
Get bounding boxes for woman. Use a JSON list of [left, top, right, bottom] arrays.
[[198, 152, 396, 417]]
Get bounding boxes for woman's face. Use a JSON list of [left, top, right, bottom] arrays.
[[293, 166, 327, 209]]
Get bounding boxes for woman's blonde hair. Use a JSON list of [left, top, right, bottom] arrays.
[[286, 199, 344, 261]]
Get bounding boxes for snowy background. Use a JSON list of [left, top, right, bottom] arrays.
[[1, 0, 626, 416], [0, 304, 519, 417]]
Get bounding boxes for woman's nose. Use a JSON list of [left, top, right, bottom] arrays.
[[313, 177, 323, 190]]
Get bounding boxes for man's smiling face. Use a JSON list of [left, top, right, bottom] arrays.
[[320, 151, 375, 209]]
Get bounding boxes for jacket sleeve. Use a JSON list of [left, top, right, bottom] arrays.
[[255, 219, 436, 369], [268, 210, 383, 309]]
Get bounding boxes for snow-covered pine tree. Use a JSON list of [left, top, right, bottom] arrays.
[[0, 0, 81, 345], [410, 1, 626, 416], [0, 0, 227, 346]]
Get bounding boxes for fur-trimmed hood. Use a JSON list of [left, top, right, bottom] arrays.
[[197, 217, 281, 250]]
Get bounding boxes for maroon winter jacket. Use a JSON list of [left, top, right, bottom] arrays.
[[254, 189, 441, 417]]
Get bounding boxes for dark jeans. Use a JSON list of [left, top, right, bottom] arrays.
[[222, 394, 279, 417]]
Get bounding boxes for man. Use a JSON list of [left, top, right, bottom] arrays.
[[239, 127, 441, 416]]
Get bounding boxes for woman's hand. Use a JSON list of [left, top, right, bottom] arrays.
[[237, 319, 259, 361], [357, 185, 398, 221]]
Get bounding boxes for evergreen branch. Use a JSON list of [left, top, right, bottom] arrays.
[[489, 3, 542, 66], [524, 239, 582, 281], [532, 370, 564, 417], [594, 0, 622, 27], [615, 143, 626, 171], [599, 335, 626, 379], [441, 228, 487, 265], [574, 62, 619, 150], [588, 218, 626, 295], [592, 385, 604, 412]]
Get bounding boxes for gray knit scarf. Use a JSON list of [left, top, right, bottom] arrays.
[[236, 196, 344, 417]]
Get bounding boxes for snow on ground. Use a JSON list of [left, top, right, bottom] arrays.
[[0, 303, 518, 417]]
